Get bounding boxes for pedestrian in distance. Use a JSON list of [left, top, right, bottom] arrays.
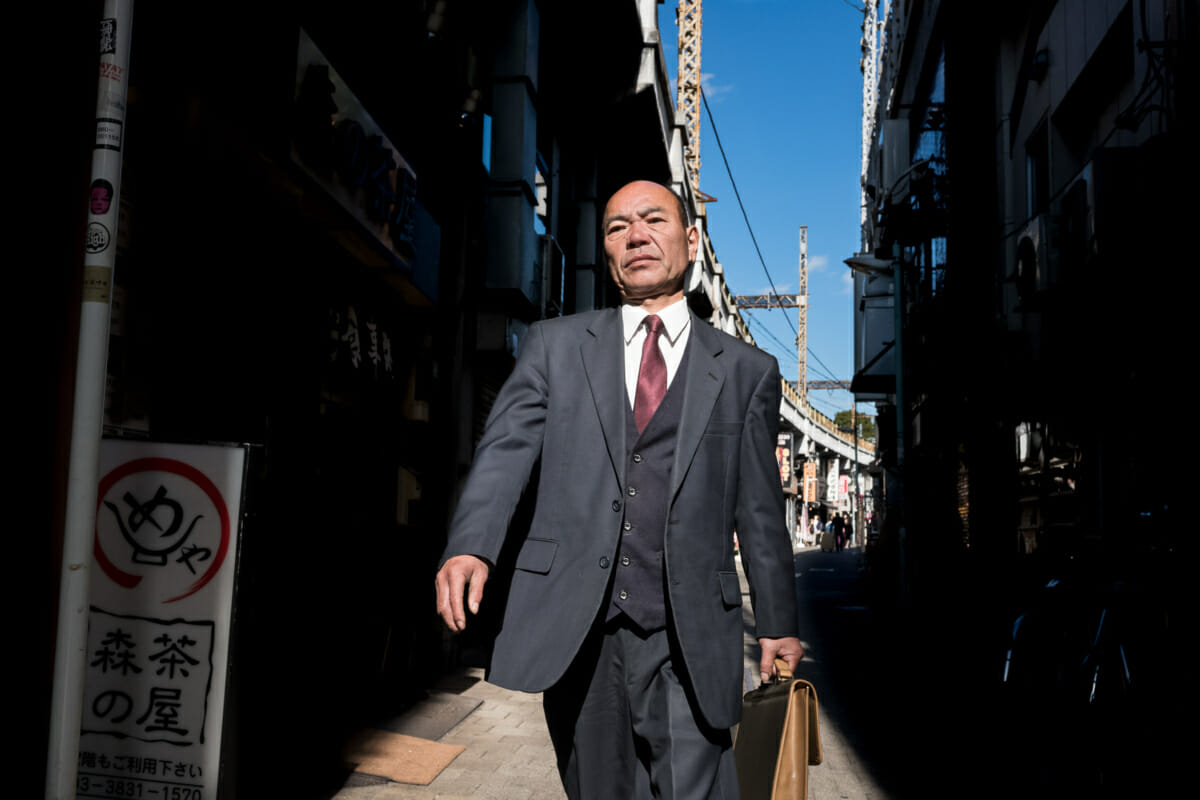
[[435, 180, 803, 799]]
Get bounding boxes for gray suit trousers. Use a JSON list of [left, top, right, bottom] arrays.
[[542, 616, 739, 799]]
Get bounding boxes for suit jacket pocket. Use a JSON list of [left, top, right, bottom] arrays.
[[705, 420, 743, 437], [515, 537, 558, 574], [718, 570, 742, 608]]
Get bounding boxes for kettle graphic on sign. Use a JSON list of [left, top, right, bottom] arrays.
[[104, 484, 204, 566]]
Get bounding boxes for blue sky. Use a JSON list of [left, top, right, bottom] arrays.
[[657, 0, 867, 420]]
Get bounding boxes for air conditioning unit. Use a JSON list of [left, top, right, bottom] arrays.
[[1003, 214, 1052, 335], [1014, 214, 1053, 302]]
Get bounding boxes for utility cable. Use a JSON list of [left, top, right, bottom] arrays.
[[703, 85, 854, 397], [702, 85, 798, 340], [744, 313, 800, 363], [807, 347, 842, 386]]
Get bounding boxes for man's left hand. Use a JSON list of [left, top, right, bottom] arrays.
[[758, 636, 805, 683]]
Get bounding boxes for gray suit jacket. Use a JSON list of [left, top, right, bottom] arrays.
[[442, 307, 798, 729]]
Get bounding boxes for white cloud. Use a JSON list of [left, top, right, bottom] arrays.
[[808, 254, 830, 273], [839, 270, 854, 295], [751, 283, 793, 295], [700, 72, 734, 100]]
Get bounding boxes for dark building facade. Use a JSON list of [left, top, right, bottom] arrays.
[[36, 2, 708, 796], [855, 1, 1193, 794]]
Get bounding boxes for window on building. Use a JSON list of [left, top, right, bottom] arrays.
[[1026, 121, 1050, 218]]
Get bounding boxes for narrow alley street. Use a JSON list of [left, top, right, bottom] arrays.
[[782, 546, 902, 800], [320, 537, 1185, 800], [332, 544, 907, 800]]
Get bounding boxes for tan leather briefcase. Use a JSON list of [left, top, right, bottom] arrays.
[[733, 660, 822, 799]]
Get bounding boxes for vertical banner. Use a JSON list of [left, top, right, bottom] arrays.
[[775, 432, 796, 494], [803, 461, 817, 504], [77, 441, 246, 800], [825, 461, 840, 505]]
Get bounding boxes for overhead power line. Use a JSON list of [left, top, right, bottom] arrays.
[[743, 314, 798, 362], [702, 80, 849, 395], [701, 85, 797, 340], [807, 347, 841, 388]]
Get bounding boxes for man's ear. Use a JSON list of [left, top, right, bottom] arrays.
[[687, 225, 700, 261]]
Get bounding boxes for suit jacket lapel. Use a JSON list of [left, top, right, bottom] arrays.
[[670, 312, 725, 501], [581, 308, 627, 491]]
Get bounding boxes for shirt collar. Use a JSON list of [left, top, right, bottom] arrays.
[[622, 298, 691, 345]]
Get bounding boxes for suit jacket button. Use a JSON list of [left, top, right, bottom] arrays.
[[621, 556, 631, 566], [619, 590, 628, 601], [623, 521, 632, 532], [627, 486, 637, 496], [612, 500, 622, 512], [599, 557, 610, 569], [632, 453, 643, 463]]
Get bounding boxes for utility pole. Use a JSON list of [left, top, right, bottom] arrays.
[[677, 0, 703, 195], [860, 0, 884, 252], [48, 3, 135, 796], [853, 405, 861, 546]]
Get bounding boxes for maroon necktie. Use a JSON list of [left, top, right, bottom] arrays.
[[634, 315, 667, 434]]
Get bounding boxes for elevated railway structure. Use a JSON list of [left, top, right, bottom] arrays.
[[661, 0, 874, 532]]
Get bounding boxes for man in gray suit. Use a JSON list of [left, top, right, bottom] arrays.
[[436, 180, 803, 798]]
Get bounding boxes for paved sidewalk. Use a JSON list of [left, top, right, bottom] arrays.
[[331, 668, 564, 800], [328, 671, 561, 800], [331, 549, 882, 799]]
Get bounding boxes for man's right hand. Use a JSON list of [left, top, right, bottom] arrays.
[[435, 555, 490, 632]]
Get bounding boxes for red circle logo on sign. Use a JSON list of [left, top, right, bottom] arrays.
[[94, 457, 231, 603]]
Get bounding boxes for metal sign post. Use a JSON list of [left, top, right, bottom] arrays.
[[47, 2, 134, 797]]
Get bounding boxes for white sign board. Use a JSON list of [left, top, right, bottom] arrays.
[[825, 461, 840, 505], [77, 440, 246, 800]]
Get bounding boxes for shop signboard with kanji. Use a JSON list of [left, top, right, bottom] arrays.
[[78, 440, 246, 800], [775, 432, 796, 494], [825, 460, 840, 505], [803, 461, 818, 503]]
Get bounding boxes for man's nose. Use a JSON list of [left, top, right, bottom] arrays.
[[627, 219, 651, 244]]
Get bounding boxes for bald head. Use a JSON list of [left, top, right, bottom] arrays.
[[601, 181, 699, 312]]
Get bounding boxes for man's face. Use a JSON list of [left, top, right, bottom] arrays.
[[603, 181, 698, 307]]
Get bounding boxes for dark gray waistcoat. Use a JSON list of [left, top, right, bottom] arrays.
[[606, 343, 691, 632]]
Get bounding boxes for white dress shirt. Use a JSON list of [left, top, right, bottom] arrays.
[[621, 298, 692, 409]]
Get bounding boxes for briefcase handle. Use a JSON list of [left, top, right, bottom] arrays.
[[771, 658, 793, 683]]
